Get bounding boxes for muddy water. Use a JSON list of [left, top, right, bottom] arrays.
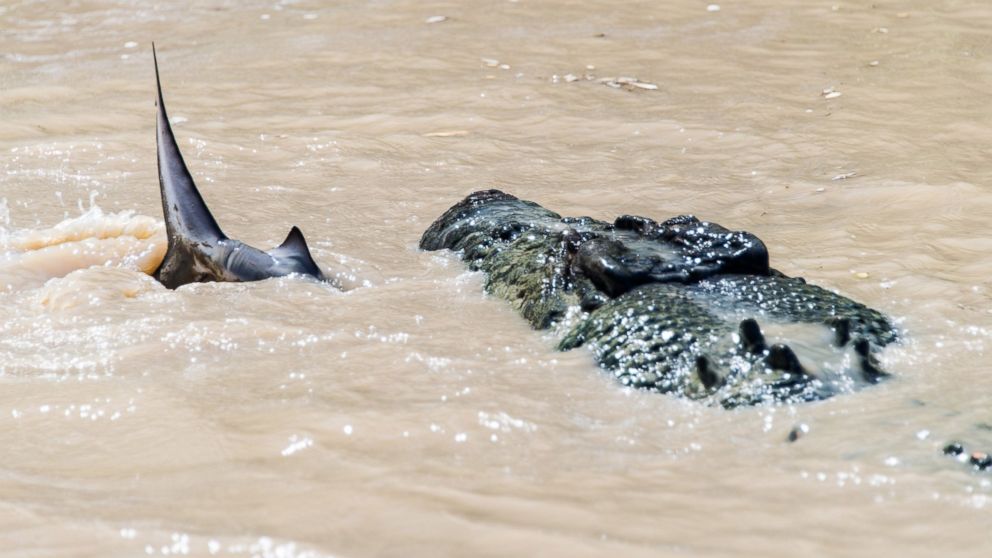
[[2, 0, 991, 555]]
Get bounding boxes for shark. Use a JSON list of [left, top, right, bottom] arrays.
[[151, 45, 326, 289]]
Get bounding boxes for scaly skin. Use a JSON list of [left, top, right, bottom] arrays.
[[420, 190, 898, 408]]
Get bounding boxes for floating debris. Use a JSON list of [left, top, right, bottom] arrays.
[[853, 271, 870, 279], [831, 171, 857, 180], [707, 4, 721, 12], [873, 27, 889, 33], [868, 60, 880, 67], [498, 63, 510, 70], [481, 58, 499, 67], [821, 87, 842, 100], [552, 71, 658, 91], [598, 76, 659, 91], [423, 130, 469, 138], [425, 15, 447, 24]]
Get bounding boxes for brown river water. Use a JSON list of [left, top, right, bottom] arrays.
[[2, 0, 991, 556]]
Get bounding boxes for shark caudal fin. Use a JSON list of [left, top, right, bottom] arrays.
[[268, 226, 325, 279], [153, 44, 225, 245]]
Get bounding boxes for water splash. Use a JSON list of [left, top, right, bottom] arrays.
[[0, 205, 166, 292]]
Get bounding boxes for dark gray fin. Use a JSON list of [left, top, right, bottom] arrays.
[[853, 337, 889, 383], [268, 226, 325, 278], [153, 44, 226, 246], [765, 344, 807, 375], [695, 355, 722, 390], [739, 318, 767, 354]]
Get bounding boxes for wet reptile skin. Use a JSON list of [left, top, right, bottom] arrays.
[[420, 190, 898, 407]]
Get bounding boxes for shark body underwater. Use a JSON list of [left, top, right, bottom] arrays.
[[145, 48, 898, 408], [151, 46, 325, 289]]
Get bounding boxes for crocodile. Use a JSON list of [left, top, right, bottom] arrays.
[[420, 189, 898, 408]]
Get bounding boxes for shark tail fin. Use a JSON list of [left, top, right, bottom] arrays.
[[153, 43, 226, 245], [269, 226, 325, 279]]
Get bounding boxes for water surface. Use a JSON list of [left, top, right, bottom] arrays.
[[2, 0, 991, 556]]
